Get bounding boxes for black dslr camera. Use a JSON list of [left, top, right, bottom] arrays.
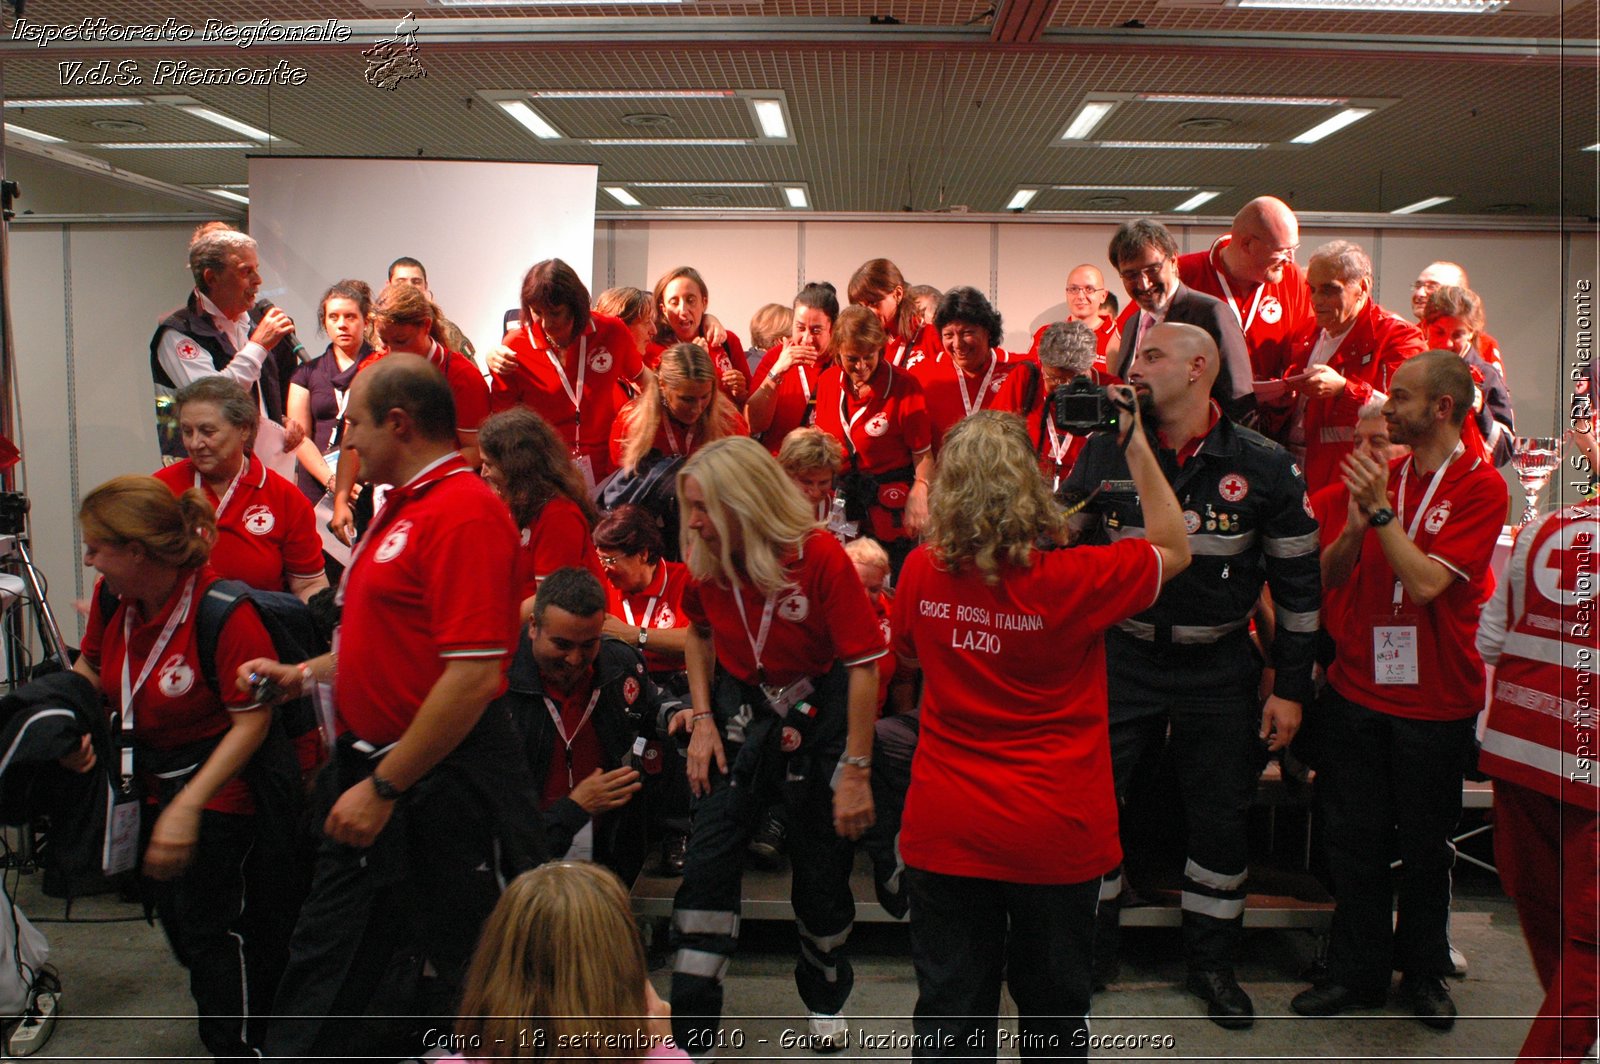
[[1049, 377, 1120, 435]]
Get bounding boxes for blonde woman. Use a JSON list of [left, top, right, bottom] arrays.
[[610, 343, 748, 475], [776, 427, 844, 522], [667, 436, 884, 1053], [450, 862, 685, 1062], [891, 408, 1189, 1058]]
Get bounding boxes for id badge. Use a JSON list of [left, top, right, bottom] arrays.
[[574, 453, 596, 493], [762, 676, 815, 717], [1372, 619, 1420, 685], [103, 784, 141, 877], [323, 449, 341, 486]]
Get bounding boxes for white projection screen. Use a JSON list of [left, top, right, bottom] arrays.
[[248, 157, 598, 357]]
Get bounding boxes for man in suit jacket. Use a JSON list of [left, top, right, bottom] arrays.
[[1110, 219, 1254, 421]]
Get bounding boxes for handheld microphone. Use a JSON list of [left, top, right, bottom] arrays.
[[253, 299, 308, 362]]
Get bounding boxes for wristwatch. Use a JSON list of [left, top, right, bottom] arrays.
[[1369, 507, 1395, 527], [369, 772, 403, 801], [637, 626, 650, 649]]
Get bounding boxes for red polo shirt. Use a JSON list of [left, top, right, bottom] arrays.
[[81, 566, 273, 814], [1025, 316, 1121, 370], [811, 361, 932, 476], [488, 315, 643, 481], [681, 529, 886, 686], [750, 347, 833, 455], [644, 333, 751, 399], [913, 348, 1026, 452], [608, 398, 751, 468], [891, 538, 1162, 884], [889, 324, 942, 370], [1179, 236, 1315, 380], [605, 559, 690, 674], [517, 494, 604, 603], [335, 454, 521, 744], [1327, 448, 1509, 721], [358, 341, 490, 438], [154, 455, 324, 592]]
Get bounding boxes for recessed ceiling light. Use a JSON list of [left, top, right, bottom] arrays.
[[1098, 140, 1267, 150], [178, 105, 273, 142], [95, 141, 255, 149], [1053, 184, 1199, 191], [1172, 191, 1223, 212], [1136, 93, 1346, 106], [783, 186, 809, 208], [1006, 189, 1038, 210], [4, 97, 141, 108], [530, 90, 733, 99], [1235, 0, 1504, 10], [587, 138, 752, 146], [497, 100, 563, 139], [1585, 143, 1600, 152], [603, 186, 642, 207], [206, 189, 251, 206], [752, 100, 788, 139], [4, 125, 66, 143], [1060, 101, 1116, 141], [657, 205, 780, 211], [1391, 195, 1455, 214], [1290, 107, 1376, 144]]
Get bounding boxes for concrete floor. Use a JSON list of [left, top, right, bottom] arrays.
[[0, 855, 1556, 1063]]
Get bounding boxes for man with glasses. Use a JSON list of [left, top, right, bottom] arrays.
[[1410, 261, 1507, 380], [1179, 196, 1314, 383], [1110, 219, 1254, 421], [1026, 264, 1122, 368]]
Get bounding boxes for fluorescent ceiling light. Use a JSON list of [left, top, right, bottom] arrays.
[[1099, 140, 1267, 150], [1032, 209, 1143, 216], [1006, 189, 1038, 210], [1136, 92, 1345, 106], [497, 100, 563, 139], [587, 138, 751, 146], [783, 186, 809, 208], [531, 89, 733, 99], [1236, 0, 1504, 10], [1585, 143, 1600, 152], [95, 141, 255, 149], [206, 188, 251, 205], [603, 186, 642, 206], [752, 100, 788, 139], [4, 125, 66, 143], [1054, 183, 1198, 191], [1172, 191, 1223, 212], [1060, 101, 1116, 141], [5, 97, 141, 108], [178, 105, 272, 142], [1290, 107, 1376, 144], [657, 205, 780, 211], [1391, 195, 1455, 214], [631, 181, 769, 188]]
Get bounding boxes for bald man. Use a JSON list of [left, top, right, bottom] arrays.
[[1027, 263, 1123, 368], [1179, 196, 1316, 381], [1063, 321, 1320, 1029], [1409, 260, 1506, 378]]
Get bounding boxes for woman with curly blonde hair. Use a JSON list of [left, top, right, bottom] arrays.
[[450, 862, 685, 1062], [892, 405, 1188, 1058], [667, 435, 885, 1053]]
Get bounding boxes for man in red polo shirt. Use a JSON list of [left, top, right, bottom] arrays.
[[245, 354, 545, 1059], [1178, 196, 1314, 383], [1026, 264, 1122, 369], [1294, 350, 1507, 1030]]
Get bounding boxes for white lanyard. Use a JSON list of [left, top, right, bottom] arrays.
[[1391, 444, 1462, 606], [196, 463, 246, 524], [621, 569, 667, 628], [730, 577, 778, 680], [1212, 242, 1265, 335], [660, 417, 696, 457], [888, 336, 907, 368], [956, 352, 998, 417], [531, 326, 588, 447], [839, 365, 892, 446], [543, 688, 602, 790], [1045, 419, 1075, 490], [796, 365, 811, 401], [119, 575, 198, 733]]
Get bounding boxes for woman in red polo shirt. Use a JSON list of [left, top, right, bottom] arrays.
[[813, 306, 933, 574], [747, 282, 839, 455], [611, 343, 749, 475], [68, 475, 299, 1060], [667, 436, 884, 1053], [847, 258, 939, 370], [913, 286, 1027, 453], [891, 409, 1187, 1058], [477, 408, 603, 621], [153, 377, 327, 601], [487, 259, 647, 489], [595, 286, 657, 359], [649, 266, 750, 406]]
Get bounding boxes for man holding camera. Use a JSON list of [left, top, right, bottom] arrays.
[[1063, 321, 1320, 1028]]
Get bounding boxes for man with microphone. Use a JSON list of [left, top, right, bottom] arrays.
[[149, 223, 304, 464]]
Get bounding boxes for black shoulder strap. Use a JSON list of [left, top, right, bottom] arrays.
[[195, 579, 249, 695]]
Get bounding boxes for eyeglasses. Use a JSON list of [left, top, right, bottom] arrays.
[[1118, 258, 1169, 285], [597, 552, 623, 567], [1412, 279, 1443, 293], [1065, 285, 1105, 297]]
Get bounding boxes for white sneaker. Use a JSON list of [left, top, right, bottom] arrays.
[[1447, 945, 1468, 978], [807, 1012, 849, 1054]]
